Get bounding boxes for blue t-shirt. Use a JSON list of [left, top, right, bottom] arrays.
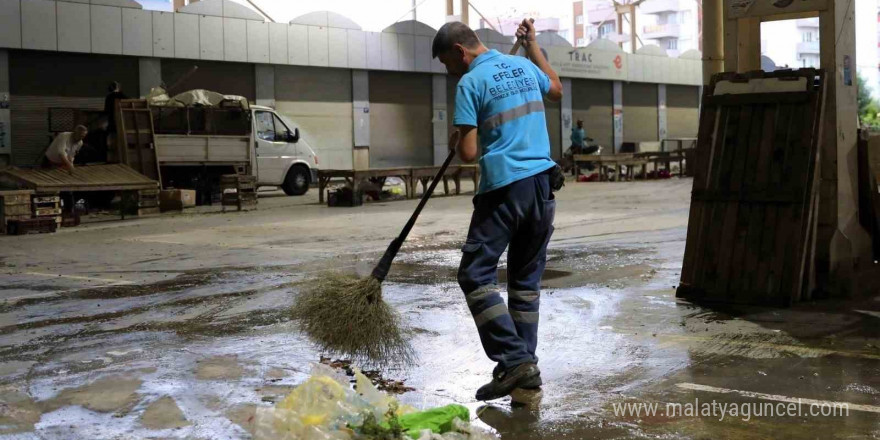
[[454, 49, 556, 194]]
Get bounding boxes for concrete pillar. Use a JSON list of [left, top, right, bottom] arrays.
[[657, 84, 667, 142], [702, 0, 723, 84], [138, 58, 162, 99], [254, 64, 275, 108], [432, 74, 448, 166], [612, 80, 623, 154], [817, 0, 871, 295], [460, 0, 468, 26], [0, 50, 10, 166], [561, 78, 572, 158], [352, 70, 370, 170]]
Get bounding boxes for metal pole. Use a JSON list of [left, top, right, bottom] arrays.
[[702, 0, 723, 84], [412, 0, 417, 21]]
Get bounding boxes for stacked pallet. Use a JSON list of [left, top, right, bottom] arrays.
[[6, 218, 57, 235], [136, 189, 160, 216], [677, 69, 826, 307], [31, 194, 62, 228], [0, 190, 34, 234], [221, 174, 257, 212]]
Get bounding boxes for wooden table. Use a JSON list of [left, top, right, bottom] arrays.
[[410, 165, 479, 198], [572, 154, 648, 181], [317, 168, 412, 203], [317, 165, 480, 203], [661, 138, 698, 176]]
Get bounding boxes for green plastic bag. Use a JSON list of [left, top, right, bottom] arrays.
[[382, 404, 470, 437]]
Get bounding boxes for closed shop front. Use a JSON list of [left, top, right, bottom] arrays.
[[571, 79, 613, 152], [275, 66, 353, 170], [667, 85, 699, 139], [623, 82, 658, 144], [369, 71, 432, 168]]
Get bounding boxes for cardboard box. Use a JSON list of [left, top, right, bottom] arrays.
[[159, 189, 196, 211]]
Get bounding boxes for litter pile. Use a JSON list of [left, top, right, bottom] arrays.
[[320, 357, 415, 394], [254, 364, 496, 440]]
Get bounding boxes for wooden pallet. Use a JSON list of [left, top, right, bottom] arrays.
[[0, 190, 33, 235], [677, 69, 827, 307], [7, 217, 57, 235], [137, 188, 160, 216], [220, 174, 257, 212], [31, 193, 61, 228]]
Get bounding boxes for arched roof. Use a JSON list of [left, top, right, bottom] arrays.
[[178, 0, 263, 21], [586, 38, 623, 52], [382, 20, 436, 36], [678, 49, 702, 60], [475, 28, 511, 45], [290, 11, 362, 30], [535, 31, 572, 48], [635, 44, 668, 57]]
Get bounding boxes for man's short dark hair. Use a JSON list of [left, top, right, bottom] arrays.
[[432, 22, 480, 59]]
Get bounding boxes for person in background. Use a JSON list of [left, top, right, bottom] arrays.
[[570, 119, 586, 155], [44, 125, 87, 172]]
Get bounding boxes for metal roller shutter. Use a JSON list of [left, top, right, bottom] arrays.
[[667, 85, 699, 139], [571, 79, 613, 152], [369, 71, 432, 168], [622, 82, 658, 144], [275, 66, 353, 170]]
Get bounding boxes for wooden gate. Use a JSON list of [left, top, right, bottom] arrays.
[[677, 69, 826, 306], [116, 99, 161, 182]]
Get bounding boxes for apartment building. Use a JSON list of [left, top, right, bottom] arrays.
[[572, 0, 699, 56]]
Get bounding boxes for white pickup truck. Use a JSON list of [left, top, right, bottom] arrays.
[[153, 105, 319, 196]]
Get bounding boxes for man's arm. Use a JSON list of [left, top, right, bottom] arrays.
[[453, 126, 478, 163], [516, 19, 563, 102], [61, 154, 75, 172]]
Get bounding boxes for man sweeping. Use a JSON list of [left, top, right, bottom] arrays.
[[432, 19, 563, 401]]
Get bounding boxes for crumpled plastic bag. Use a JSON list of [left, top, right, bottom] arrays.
[[254, 365, 368, 440], [354, 368, 416, 419], [390, 404, 469, 438], [253, 364, 496, 440]]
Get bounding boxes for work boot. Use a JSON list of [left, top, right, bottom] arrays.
[[476, 363, 541, 401]]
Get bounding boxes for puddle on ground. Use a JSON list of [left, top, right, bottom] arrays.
[[0, 387, 42, 434], [195, 355, 245, 381], [139, 396, 190, 430], [43, 375, 142, 414]]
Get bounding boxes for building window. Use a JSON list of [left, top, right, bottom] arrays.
[[667, 39, 678, 50], [599, 22, 615, 38], [577, 38, 586, 46], [576, 15, 584, 25], [802, 32, 812, 42]]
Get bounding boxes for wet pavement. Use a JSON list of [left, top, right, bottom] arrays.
[[0, 179, 878, 439]]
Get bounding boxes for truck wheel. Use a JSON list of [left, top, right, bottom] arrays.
[[281, 166, 309, 196]]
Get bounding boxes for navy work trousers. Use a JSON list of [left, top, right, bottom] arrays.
[[458, 172, 555, 370]]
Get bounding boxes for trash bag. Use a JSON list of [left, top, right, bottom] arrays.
[[254, 365, 369, 440], [389, 404, 469, 438], [354, 369, 415, 419]]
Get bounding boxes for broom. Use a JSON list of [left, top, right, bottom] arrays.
[[292, 36, 530, 365]]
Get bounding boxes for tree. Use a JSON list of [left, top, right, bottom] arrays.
[[858, 72, 880, 130]]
